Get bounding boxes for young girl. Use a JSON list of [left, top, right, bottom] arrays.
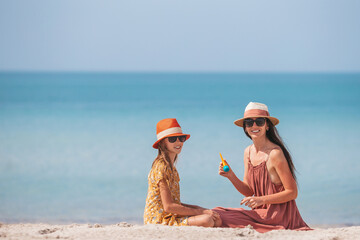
[[213, 102, 311, 233], [144, 118, 222, 227]]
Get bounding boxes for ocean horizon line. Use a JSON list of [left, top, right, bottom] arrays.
[[1, 70, 360, 75]]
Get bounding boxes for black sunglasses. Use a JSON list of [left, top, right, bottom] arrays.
[[244, 118, 267, 127], [167, 135, 187, 143]]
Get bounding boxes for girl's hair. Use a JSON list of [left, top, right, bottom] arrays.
[[151, 139, 177, 171], [243, 119, 297, 182]]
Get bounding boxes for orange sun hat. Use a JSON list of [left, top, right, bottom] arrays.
[[153, 118, 190, 149]]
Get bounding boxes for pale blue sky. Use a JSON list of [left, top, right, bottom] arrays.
[[0, 0, 359, 72]]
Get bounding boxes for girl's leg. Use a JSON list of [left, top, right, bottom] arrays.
[[188, 214, 214, 227], [214, 214, 222, 227], [188, 214, 222, 227]]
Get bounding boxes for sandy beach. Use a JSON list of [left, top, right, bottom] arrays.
[[1, 222, 360, 240]]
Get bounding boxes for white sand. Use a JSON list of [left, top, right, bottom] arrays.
[[1, 222, 360, 240]]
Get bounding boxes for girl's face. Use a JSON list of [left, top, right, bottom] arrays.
[[244, 117, 268, 139], [164, 135, 186, 155]]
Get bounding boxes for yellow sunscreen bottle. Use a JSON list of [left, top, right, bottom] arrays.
[[220, 153, 229, 172]]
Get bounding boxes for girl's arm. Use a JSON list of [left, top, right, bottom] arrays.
[[219, 146, 254, 197], [241, 149, 298, 208], [159, 180, 213, 216], [181, 203, 206, 210]]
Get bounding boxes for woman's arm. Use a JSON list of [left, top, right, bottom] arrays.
[[159, 180, 214, 216], [241, 149, 298, 208], [219, 147, 254, 197]]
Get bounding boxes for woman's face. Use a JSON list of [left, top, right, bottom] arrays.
[[244, 117, 268, 139], [164, 135, 185, 155]]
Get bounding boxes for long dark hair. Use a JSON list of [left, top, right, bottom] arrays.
[[151, 139, 177, 172], [243, 119, 297, 182]]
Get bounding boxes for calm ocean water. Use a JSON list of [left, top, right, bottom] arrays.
[[0, 72, 359, 225]]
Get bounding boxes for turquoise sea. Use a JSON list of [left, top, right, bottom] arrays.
[[0, 72, 359, 225]]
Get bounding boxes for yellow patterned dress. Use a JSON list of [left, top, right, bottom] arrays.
[[144, 158, 188, 226]]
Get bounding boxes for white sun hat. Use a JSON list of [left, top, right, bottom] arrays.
[[234, 102, 279, 127]]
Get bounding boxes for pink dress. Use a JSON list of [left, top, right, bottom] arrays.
[[213, 148, 311, 233]]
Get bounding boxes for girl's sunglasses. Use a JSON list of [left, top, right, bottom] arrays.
[[244, 118, 267, 127], [167, 135, 187, 143]]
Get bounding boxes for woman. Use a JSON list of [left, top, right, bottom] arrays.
[[213, 102, 311, 233], [144, 118, 222, 227]]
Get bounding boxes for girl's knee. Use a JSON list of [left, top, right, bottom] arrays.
[[202, 215, 215, 227], [188, 214, 214, 227], [214, 215, 222, 227]]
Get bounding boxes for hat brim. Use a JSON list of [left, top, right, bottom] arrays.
[[153, 133, 190, 149], [234, 116, 279, 127]]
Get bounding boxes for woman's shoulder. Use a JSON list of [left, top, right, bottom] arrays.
[[244, 145, 252, 154], [268, 146, 286, 165]]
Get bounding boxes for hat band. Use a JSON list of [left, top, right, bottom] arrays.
[[157, 127, 183, 140], [244, 109, 270, 118]]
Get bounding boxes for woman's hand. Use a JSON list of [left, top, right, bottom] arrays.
[[218, 160, 235, 179], [241, 196, 265, 209]]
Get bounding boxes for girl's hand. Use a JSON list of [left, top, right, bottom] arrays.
[[241, 196, 265, 209], [219, 160, 235, 178]]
